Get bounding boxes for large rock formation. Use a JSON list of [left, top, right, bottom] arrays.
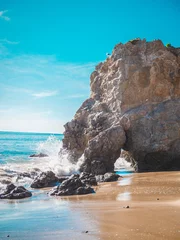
[[63, 39, 180, 173]]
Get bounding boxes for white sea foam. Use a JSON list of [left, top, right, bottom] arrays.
[[114, 157, 132, 170], [0, 136, 83, 184], [0, 135, 133, 186]]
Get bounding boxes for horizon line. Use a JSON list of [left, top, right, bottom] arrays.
[[0, 130, 63, 135]]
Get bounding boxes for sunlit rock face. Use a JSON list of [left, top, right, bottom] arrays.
[[63, 39, 180, 173]]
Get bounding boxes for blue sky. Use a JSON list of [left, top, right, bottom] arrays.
[[0, 0, 179, 133]]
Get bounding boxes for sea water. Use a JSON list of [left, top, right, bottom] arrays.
[[0, 131, 133, 178], [0, 131, 99, 240], [0, 131, 81, 181], [0, 131, 132, 240], [0, 131, 63, 164]]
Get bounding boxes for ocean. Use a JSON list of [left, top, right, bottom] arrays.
[[0, 131, 99, 240], [0, 131, 132, 179], [0, 131, 63, 164], [0, 131, 133, 240], [0, 131, 82, 182], [1, 132, 177, 240]]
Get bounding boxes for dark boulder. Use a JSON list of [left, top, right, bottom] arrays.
[[95, 175, 105, 182], [76, 186, 95, 195], [79, 172, 97, 186], [96, 172, 120, 182], [29, 153, 48, 158], [103, 172, 120, 182], [91, 160, 107, 175], [30, 171, 58, 188], [49, 174, 95, 196], [0, 179, 12, 185], [0, 183, 32, 199], [19, 172, 31, 178]]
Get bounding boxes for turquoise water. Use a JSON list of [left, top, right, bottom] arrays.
[[0, 131, 76, 176], [0, 132, 99, 240], [116, 170, 134, 176], [0, 194, 99, 240], [0, 131, 63, 164], [0, 131, 132, 239]]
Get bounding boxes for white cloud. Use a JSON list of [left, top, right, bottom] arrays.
[[0, 39, 19, 45], [0, 10, 10, 21], [2, 84, 58, 99], [0, 53, 98, 133], [32, 90, 58, 98]]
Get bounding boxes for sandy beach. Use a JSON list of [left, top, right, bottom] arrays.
[[70, 171, 180, 240], [0, 171, 180, 240]]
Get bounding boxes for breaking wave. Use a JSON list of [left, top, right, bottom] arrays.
[[114, 157, 132, 170], [0, 135, 83, 185]]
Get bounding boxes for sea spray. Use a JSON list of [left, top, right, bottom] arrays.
[[35, 135, 83, 176], [114, 157, 132, 170], [0, 132, 132, 185], [36, 135, 61, 158], [0, 135, 84, 185]]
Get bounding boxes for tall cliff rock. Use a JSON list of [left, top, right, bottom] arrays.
[[63, 39, 180, 173]]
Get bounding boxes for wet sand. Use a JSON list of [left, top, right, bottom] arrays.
[[67, 171, 180, 240], [0, 171, 180, 240]]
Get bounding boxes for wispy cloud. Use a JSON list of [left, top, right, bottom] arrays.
[[0, 39, 19, 45], [2, 84, 58, 99], [32, 91, 58, 98], [0, 52, 98, 132], [0, 10, 10, 21], [63, 94, 87, 99], [0, 54, 97, 94]]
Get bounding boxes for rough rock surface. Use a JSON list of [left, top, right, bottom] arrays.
[[31, 171, 58, 188], [79, 172, 97, 186], [57, 177, 69, 183], [63, 39, 180, 172], [49, 174, 95, 196], [96, 173, 120, 182], [0, 183, 32, 199], [30, 153, 48, 158]]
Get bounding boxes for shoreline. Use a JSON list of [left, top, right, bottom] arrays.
[[1, 171, 180, 240], [67, 171, 180, 240]]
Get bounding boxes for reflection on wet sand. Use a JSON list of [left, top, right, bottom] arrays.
[[0, 171, 180, 240], [0, 194, 100, 240], [68, 171, 180, 240], [118, 176, 132, 186], [116, 191, 131, 201]]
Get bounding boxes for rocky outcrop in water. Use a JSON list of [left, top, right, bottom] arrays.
[[79, 172, 97, 186], [31, 171, 58, 188], [49, 174, 95, 196], [95, 173, 120, 182], [29, 153, 48, 158], [0, 183, 32, 199], [63, 39, 180, 173]]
